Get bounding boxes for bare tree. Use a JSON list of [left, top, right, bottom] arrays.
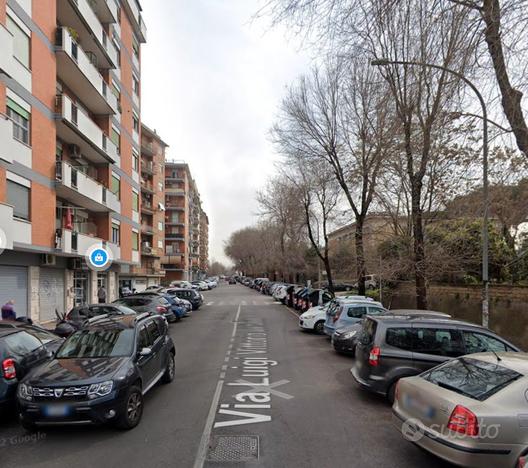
[[271, 59, 394, 295]]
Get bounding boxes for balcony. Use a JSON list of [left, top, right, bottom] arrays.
[[141, 201, 154, 215], [166, 186, 185, 196], [166, 232, 185, 240], [166, 204, 185, 211], [56, 28, 118, 115], [91, 0, 119, 23], [55, 94, 119, 164], [57, 0, 119, 70], [141, 141, 154, 156], [56, 161, 120, 213], [141, 182, 154, 194], [141, 223, 155, 235], [57, 229, 120, 260], [141, 243, 160, 258], [123, 0, 147, 42], [132, 266, 165, 277], [165, 220, 184, 227], [141, 161, 155, 175]]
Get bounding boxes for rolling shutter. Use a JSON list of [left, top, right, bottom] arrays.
[[0, 266, 28, 317], [39, 268, 65, 323]]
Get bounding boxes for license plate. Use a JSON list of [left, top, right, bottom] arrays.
[[403, 395, 435, 419], [44, 405, 71, 417]]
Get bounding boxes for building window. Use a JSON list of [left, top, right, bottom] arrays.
[[132, 191, 139, 212], [133, 114, 139, 133], [6, 97, 30, 144], [132, 151, 139, 172], [132, 231, 139, 251], [158, 221, 163, 231], [112, 223, 120, 245], [158, 182, 163, 192], [158, 240, 163, 249], [111, 128, 120, 154], [133, 75, 140, 96], [111, 174, 120, 200], [7, 180, 30, 221], [7, 15, 30, 68]]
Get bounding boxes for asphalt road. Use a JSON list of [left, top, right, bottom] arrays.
[[0, 284, 451, 468]]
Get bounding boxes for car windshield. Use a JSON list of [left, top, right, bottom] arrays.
[[422, 357, 522, 401], [56, 329, 135, 358]]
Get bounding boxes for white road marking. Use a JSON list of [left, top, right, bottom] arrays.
[[206, 302, 213, 306], [192, 378, 224, 468], [193, 304, 242, 468], [219, 301, 225, 306]]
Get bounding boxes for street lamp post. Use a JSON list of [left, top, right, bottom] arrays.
[[371, 59, 489, 327]]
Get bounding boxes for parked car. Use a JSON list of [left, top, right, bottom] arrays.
[[324, 299, 385, 337], [170, 281, 193, 289], [145, 285, 162, 291], [228, 277, 237, 285], [322, 296, 374, 336], [332, 309, 453, 356], [164, 288, 203, 310], [393, 352, 528, 468], [66, 304, 137, 327], [120, 287, 133, 297], [352, 314, 520, 403], [18, 314, 175, 430], [113, 295, 176, 323], [325, 282, 355, 292], [0, 323, 63, 414], [299, 303, 330, 334], [352, 274, 377, 290], [192, 281, 209, 291]]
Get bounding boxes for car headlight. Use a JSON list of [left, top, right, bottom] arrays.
[[341, 330, 358, 340], [88, 381, 114, 399], [18, 383, 33, 401]]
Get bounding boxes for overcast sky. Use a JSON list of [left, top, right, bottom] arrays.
[[141, 0, 311, 265]]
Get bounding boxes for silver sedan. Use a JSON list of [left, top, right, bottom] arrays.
[[393, 352, 528, 468]]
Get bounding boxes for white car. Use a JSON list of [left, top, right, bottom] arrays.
[[299, 304, 329, 334], [273, 285, 289, 302]]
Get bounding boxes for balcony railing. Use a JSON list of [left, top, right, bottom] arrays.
[[57, 228, 120, 259], [123, 0, 147, 42], [56, 160, 120, 213], [166, 232, 185, 240], [56, 28, 118, 115], [58, 0, 119, 69], [141, 223, 155, 235], [55, 94, 119, 164], [141, 161, 155, 175], [141, 141, 154, 156]]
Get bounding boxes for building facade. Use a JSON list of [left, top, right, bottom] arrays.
[[163, 160, 208, 283], [0, 0, 146, 322], [199, 210, 209, 273], [123, 123, 167, 292]]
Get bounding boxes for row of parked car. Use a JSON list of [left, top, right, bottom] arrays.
[[0, 281, 213, 432], [238, 276, 528, 468]]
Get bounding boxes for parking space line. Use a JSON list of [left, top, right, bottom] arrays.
[[193, 304, 241, 468]]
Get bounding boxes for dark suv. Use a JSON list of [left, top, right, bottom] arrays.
[[0, 323, 63, 413], [352, 314, 520, 403], [18, 314, 175, 430], [164, 288, 203, 310]]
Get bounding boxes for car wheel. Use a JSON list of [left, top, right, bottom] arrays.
[[368, 284, 375, 290], [314, 321, 325, 334], [20, 415, 37, 432], [116, 385, 143, 430], [387, 381, 398, 405], [161, 352, 176, 384]]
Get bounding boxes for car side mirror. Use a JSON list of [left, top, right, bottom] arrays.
[[139, 347, 152, 357]]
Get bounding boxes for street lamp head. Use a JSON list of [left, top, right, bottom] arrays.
[[370, 58, 391, 66]]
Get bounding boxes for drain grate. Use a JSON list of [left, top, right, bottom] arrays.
[[206, 435, 259, 463]]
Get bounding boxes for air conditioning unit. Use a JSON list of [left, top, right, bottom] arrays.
[[40, 254, 56, 266], [69, 144, 81, 159]]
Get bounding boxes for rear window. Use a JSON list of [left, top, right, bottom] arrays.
[[359, 318, 377, 345], [347, 306, 368, 319], [2, 331, 43, 358], [422, 357, 522, 401]]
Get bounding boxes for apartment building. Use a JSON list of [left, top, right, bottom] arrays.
[[199, 210, 209, 272], [0, 0, 146, 322], [163, 160, 209, 282], [122, 123, 167, 292]]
